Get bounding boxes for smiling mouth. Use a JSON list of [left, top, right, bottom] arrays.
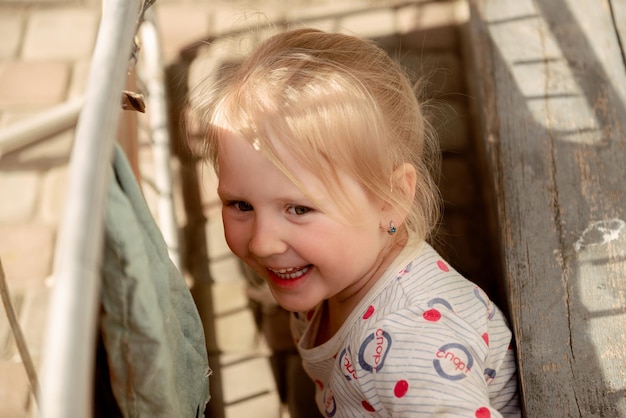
[[268, 265, 312, 280]]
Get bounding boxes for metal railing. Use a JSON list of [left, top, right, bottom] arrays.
[[36, 0, 176, 416], [139, 7, 181, 270]]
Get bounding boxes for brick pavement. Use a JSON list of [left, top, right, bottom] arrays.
[[0, 1, 499, 417]]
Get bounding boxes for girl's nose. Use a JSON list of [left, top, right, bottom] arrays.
[[248, 217, 288, 258]]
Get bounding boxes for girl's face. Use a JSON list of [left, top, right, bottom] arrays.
[[216, 129, 397, 314]]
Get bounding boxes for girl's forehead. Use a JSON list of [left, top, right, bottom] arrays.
[[217, 128, 372, 212]]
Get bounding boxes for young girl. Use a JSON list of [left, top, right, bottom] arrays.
[[194, 28, 519, 417]]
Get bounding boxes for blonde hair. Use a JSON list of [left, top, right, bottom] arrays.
[[194, 28, 441, 241]]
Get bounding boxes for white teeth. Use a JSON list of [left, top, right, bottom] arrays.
[[269, 265, 311, 279]]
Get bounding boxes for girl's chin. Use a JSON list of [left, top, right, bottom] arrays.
[[272, 293, 320, 314], [264, 268, 322, 312]]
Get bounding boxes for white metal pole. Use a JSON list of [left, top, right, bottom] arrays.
[[39, 0, 141, 416], [139, 9, 181, 270], [0, 97, 83, 158]]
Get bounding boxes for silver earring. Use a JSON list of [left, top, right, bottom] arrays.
[[387, 221, 397, 235]]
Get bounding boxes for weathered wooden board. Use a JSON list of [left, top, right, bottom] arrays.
[[466, 0, 626, 416]]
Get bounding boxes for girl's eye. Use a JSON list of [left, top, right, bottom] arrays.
[[232, 201, 253, 212], [288, 205, 311, 216]]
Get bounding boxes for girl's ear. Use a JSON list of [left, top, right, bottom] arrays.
[[382, 163, 417, 227]]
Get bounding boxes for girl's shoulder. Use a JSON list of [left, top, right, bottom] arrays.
[[378, 243, 491, 315], [358, 243, 512, 349], [399, 245, 502, 314]]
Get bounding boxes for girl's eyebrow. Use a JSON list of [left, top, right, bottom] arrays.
[[216, 187, 237, 201]]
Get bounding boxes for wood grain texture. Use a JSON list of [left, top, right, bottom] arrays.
[[466, 0, 626, 416]]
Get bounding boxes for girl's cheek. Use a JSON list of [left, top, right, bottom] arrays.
[[223, 223, 249, 254], [222, 222, 237, 246]]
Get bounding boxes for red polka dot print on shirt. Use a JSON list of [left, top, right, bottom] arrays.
[[363, 305, 375, 320], [475, 406, 491, 418], [423, 308, 441, 322], [482, 333, 489, 346], [362, 400, 375, 412], [394, 380, 409, 398], [437, 260, 450, 272]]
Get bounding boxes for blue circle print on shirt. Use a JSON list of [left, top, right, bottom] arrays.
[[433, 342, 474, 381], [358, 328, 392, 373]]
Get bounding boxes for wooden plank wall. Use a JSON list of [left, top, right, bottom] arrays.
[[465, 0, 626, 416]]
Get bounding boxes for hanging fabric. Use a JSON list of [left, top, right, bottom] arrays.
[[97, 144, 210, 417]]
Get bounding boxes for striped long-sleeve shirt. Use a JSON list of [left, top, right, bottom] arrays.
[[291, 243, 520, 418]]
